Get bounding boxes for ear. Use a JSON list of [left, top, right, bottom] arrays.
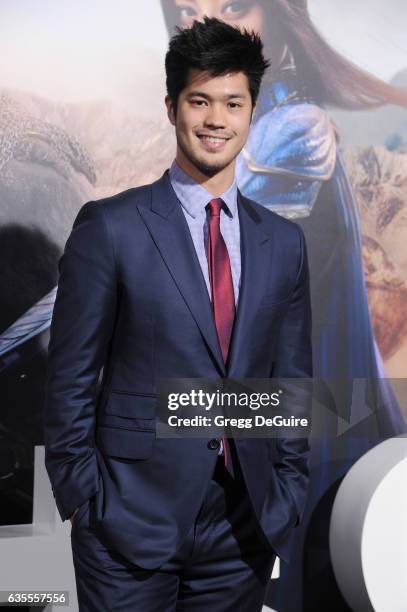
[[165, 95, 176, 125]]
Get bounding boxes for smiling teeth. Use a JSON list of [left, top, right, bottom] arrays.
[[203, 137, 225, 143]]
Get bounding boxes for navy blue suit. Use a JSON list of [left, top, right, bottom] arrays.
[[44, 169, 312, 607]]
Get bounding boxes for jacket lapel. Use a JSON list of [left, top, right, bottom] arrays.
[[227, 191, 273, 377], [137, 171, 226, 375]]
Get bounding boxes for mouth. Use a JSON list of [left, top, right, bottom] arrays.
[[197, 134, 230, 151]]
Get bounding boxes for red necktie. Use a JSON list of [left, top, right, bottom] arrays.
[[207, 198, 235, 476]]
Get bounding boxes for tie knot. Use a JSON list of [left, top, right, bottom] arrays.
[[208, 198, 224, 217]]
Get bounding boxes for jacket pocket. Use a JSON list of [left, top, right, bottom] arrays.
[[104, 391, 156, 419], [96, 425, 154, 459], [96, 392, 156, 459]]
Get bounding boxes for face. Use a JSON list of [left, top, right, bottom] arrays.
[[174, 0, 266, 34], [172, 0, 286, 68], [165, 68, 254, 180]]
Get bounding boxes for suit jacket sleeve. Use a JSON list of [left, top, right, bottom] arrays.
[[44, 200, 118, 521], [272, 223, 313, 527]]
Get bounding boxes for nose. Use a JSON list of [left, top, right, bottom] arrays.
[[203, 103, 226, 130]]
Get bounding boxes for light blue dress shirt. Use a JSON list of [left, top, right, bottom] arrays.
[[169, 159, 241, 305]]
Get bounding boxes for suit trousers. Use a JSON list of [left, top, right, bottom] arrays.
[[70, 449, 276, 611]]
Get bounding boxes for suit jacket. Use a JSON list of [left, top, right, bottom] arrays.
[[44, 169, 312, 567]]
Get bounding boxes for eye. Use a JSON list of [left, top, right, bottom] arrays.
[[178, 6, 197, 18], [222, 1, 249, 18], [191, 99, 207, 107], [228, 101, 242, 109]]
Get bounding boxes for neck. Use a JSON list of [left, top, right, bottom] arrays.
[[175, 151, 235, 197]]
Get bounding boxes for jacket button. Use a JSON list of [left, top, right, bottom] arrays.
[[208, 438, 220, 450]]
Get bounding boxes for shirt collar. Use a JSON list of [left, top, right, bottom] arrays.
[[169, 159, 238, 219]]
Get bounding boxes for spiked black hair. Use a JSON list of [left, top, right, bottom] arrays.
[[165, 17, 270, 114]]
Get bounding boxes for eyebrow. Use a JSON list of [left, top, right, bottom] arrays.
[[186, 91, 247, 100]]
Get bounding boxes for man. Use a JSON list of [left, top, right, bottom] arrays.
[[44, 17, 312, 611]]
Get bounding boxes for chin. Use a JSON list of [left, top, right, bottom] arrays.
[[195, 157, 231, 177], [197, 165, 224, 178]]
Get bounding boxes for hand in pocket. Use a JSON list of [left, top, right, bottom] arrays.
[[69, 507, 79, 525]]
